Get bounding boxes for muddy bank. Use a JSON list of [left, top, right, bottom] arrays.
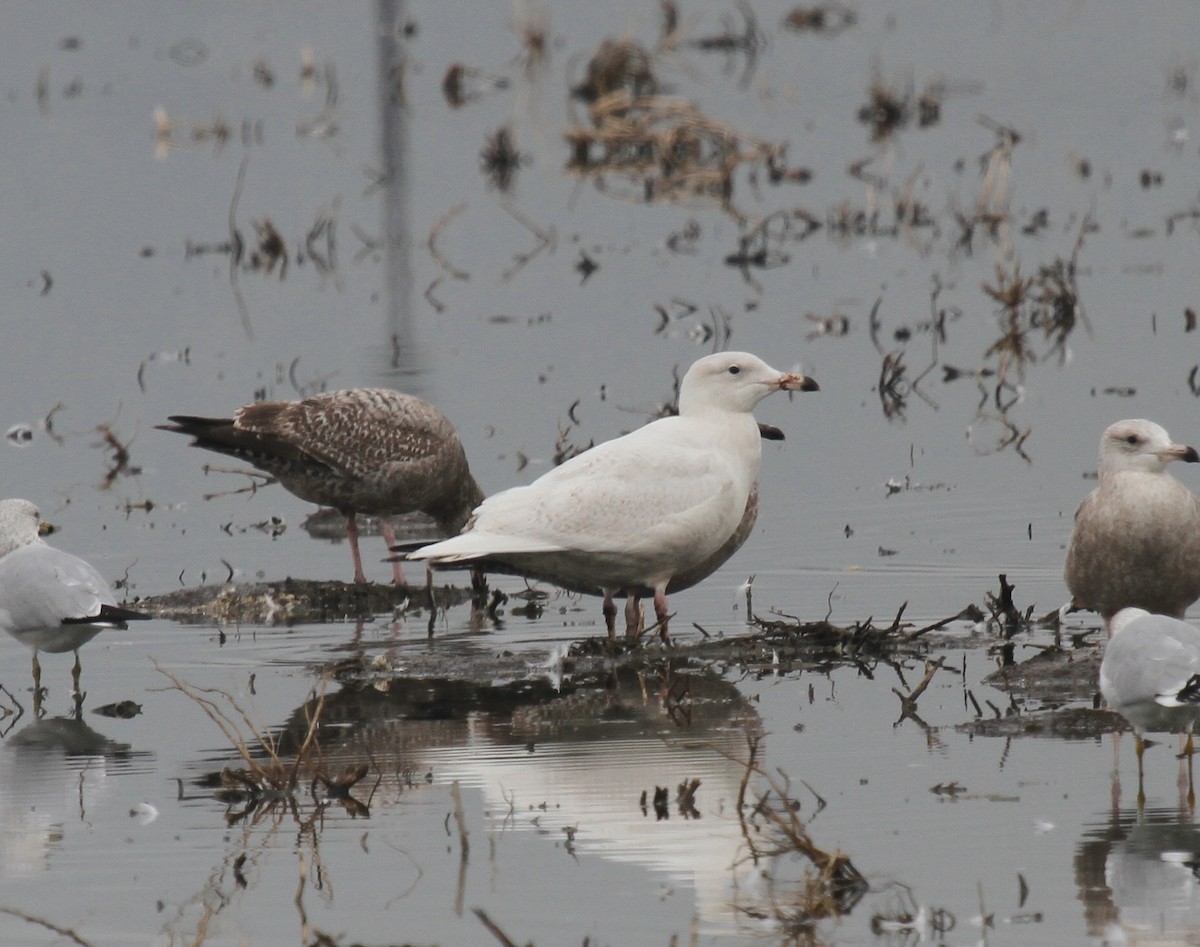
[[138, 577, 474, 625]]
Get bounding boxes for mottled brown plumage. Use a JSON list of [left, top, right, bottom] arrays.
[[160, 388, 483, 584]]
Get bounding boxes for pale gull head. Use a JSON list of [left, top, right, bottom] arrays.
[[408, 351, 819, 642], [1098, 419, 1200, 479], [0, 498, 148, 654], [678, 351, 819, 416], [0, 498, 51, 558], [0, 498, 151, 711]]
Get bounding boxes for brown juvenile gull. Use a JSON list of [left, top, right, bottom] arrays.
[[0, 498, 151, 701], [407, 352, 818, 641], [1065, 419, 1200, 625], [160, 388, 484, 585]]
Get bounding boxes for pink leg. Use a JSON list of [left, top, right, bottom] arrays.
[[346, 514, 368, 584], [653, 588, 671, 644], [602, 592, 617, 640], [624, 595, 641, 640], [380, 518, 405, 585], [1136, 733, 1147, 812]]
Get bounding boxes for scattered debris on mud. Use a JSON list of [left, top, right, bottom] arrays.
[[138, 577, 473, 626], [137, 571, 1107, 735]]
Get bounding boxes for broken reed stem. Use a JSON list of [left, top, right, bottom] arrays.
[[155, 661, 328, 787], [0, 907, 95, 947], [153, 660, 264, 774], [450, 779, 470, 857], [908, 657, 946, 703], [288, 688, 327, 789], [736, 731, 760, 817], [721, 735, 859, 890], [891, 656, 947, 721], [427, 202, 469, 280], [473, 908, 520, 947]]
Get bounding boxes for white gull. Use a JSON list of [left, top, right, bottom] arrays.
[[0, 499, 150, 703], [1102, 608, 1200, 737], [1100, 607, 1200, 796], [407, 352, 818, 641]]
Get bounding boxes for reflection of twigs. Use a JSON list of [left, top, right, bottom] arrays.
[[95, 422, 135, 490], [428, 202, 469, 280], [449, 780, 470, 857], [723, 737, 867, 919], [154, 661, 279, 777], [685, 0, 763, 91], [43, 402, 66, 445], [867, 297, 885, 354], [449, 779, 470, 916], [891, 657, 946, 722], [349, 221, 381, 263], [1067, 212, 1093, 338], [501, 201, 556, 281], [736, 731, 758, 814], [908, 279, 945, 410], [305, 195, 342, 290], [382, 840, 425, 908], [288, 356, 336, 398], [878, 350, 908, 421], [424, 275, 447, 313], [0, 682, 24, 736], [154, 664, 330, 806], [228, 156, 253, 340], [296, 60, 339, 141]]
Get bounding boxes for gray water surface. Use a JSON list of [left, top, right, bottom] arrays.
[[2, 2, 1199, 944]]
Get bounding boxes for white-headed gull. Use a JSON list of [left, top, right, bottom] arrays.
[[0, 499, 150, 706], [408, 352, 818, 641]]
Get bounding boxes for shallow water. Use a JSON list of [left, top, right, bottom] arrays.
[[2, 1, 1200, 944]]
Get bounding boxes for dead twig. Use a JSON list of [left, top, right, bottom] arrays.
[[891, 656, 946, 722], [0, 906, 96, 946], [427, 202, 470, 280], [199, 464, 276, 500], [474, 908, 520, 947], [500, 201, 556, 281]]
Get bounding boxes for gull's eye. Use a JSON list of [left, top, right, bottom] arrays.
[[727, 365, 741, 376], [1125, 434, 1140, 446]]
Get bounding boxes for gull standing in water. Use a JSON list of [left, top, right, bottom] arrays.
[[1066, 419, 1200, 628], [0, 499, 150, 713], [407, 352, 818, 641], [1100, 607, 1200, 805], [160, 388, 484, 585]]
